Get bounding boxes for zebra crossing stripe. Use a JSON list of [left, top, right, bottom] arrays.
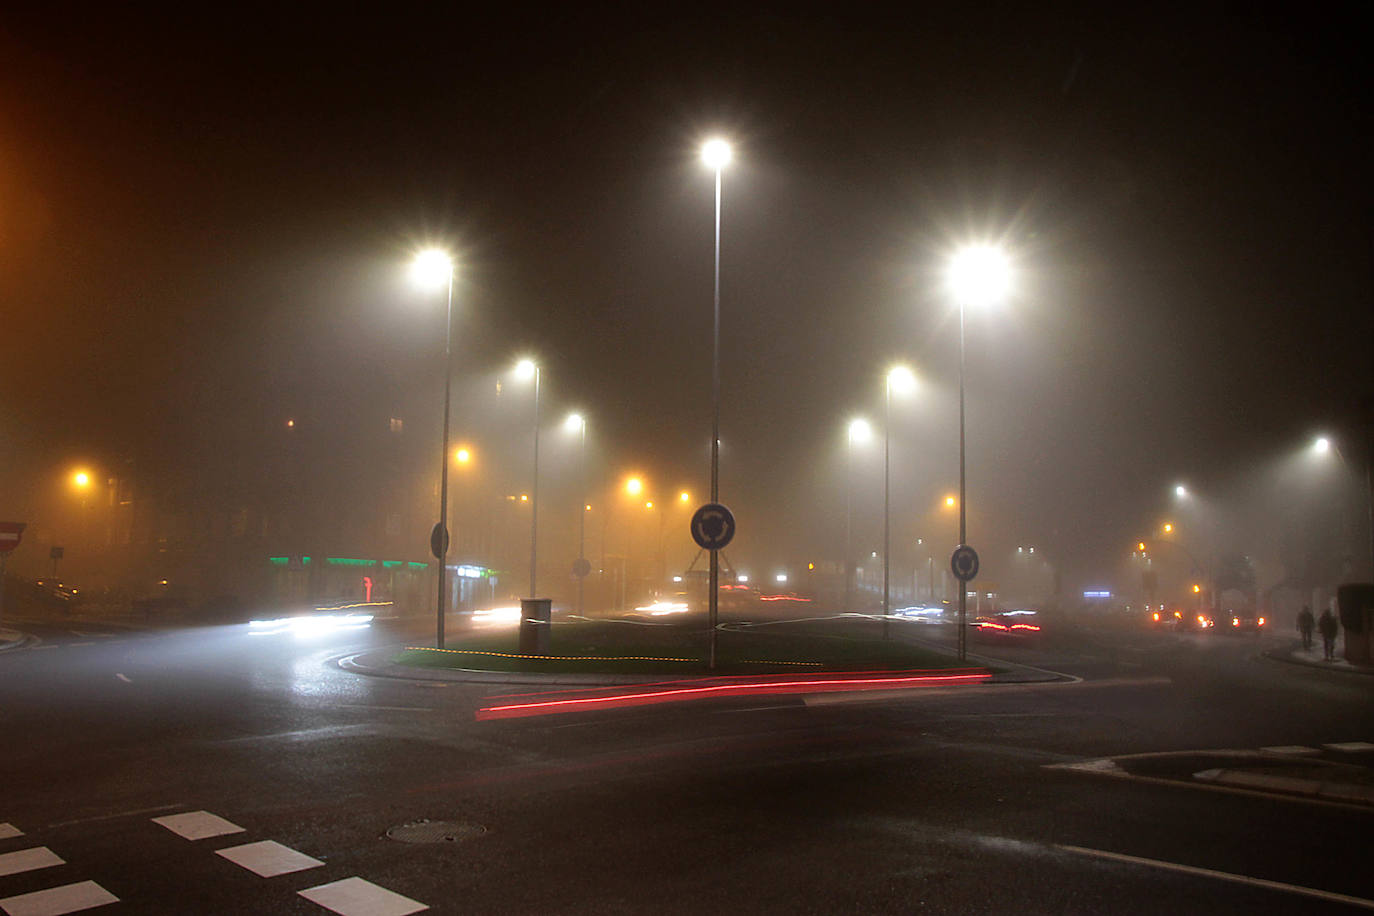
[[0, 825, 22, 841], [0, 847, 63, 878], [298, 876, 429, 915], [151, 810, 244, 841], [0, 880, 119, 916]]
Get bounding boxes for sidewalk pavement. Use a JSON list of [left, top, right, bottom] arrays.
[[336, 645, 1071, 687], [1265, 638, 1374, 675]]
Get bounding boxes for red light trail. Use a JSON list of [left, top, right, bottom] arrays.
[[476, 668, 991, 720]]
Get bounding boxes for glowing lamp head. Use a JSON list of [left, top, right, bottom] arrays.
[[625, 477, 643, 497], [887, 365, 917, 395], [848, 418, 872, 444], [679, 491, 690, 503], [514, 358, 537, 380], [455, 447, 472, 465], [701, 138, 732, 170], [1163, 523, 1173, 534], [73, 471, 91, 489], [1192, 584, 1201, 594], [944, 495, 956, 509], [410, 248, 453, 289], [1314, 436, 1331, 454], [564, 413, 584, 433], [1174, 484, 1188, 498], [1137, 542, 1147, 552], [946, 244, 1012, 308]]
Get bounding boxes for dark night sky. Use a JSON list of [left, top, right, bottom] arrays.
[[2, 6, 1370, 590]]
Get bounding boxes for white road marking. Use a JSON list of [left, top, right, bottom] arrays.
[[29, 646, 58, 652], [0, 880, 120, 916], [0, 847, 63, 877], [216, 839, 323, 877], [0, 824, 21, 840], [1056, 843, 1374, 911], [1325, 742, 1374, 753], [336, 705, 434, 713], [114, 674, 131, 684], [1260, 745, 1321, 755], [151, 810, 244, 840], [47, 803, 184, 830], [68, 632, 112, 639], [298, 876, 429, 915]]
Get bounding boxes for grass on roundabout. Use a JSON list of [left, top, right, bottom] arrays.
[[394, 615, 967, 675]]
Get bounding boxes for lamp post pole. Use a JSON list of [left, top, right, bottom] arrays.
[[578, 419, 587, 616], [436, 268, 454, 649], [529, 365, 541, 598], [709, 154, 723, 669], [883, 375, 892, 638], [957, 298, 968, 661]]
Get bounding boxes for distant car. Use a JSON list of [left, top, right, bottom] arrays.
[[972, 609, 1042, 639], [1218, 609, 1266, 634], [1147, 605, 1188, 630]]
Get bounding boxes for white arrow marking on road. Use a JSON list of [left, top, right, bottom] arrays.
[[1056, 844, 1374, 911]]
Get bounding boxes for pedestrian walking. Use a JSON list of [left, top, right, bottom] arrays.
[[1297, 605, 1315, 651], [1317, 607, 1339, 661]]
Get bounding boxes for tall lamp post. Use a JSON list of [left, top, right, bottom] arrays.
[[411, 248, 455, 649], [945, 245, 1012, 661], [701, 137, 732, 668], [515, 359, 541, 598], [883, 365, 916, 637], [565, 413, 587, 614], [1313, 435, 1374, 580], [847, 418, 872, 610]]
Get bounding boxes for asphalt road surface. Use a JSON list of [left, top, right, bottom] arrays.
[[1, 612, 1370, 914]]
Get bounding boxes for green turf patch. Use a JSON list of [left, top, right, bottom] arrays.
[[394, 618, 966, 675]]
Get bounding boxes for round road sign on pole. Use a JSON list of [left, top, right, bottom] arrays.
[[950, 544, 980, 582], [690, 503, 736, 551], [430, 522, 450, 560], [572, 557, 592, 579]]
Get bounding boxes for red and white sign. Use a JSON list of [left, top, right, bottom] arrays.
[[0, 522, 27, 554]]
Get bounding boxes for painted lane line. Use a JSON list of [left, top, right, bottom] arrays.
[[0, 825, 21, 840], [216, 840, 324, 877], [0, 880, 120, 916], [298, 876, 429, 915], [114, 674, 131, 684], [1260, 745, 1321, 755], [47, 803, 184, 831], [0, 847, 64, 877], [1325, 741, 1374, 753], [151, 810, 244, 841], [29, 646, 59, 652], [336, 705, 435, 713], [1056, 843, 1374, 911]]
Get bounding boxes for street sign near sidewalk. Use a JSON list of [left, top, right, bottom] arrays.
[[0, 522, 25, 554], [951, 544, 980, 582]]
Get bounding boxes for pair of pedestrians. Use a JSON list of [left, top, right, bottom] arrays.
[[1299, 605, 1339, 660]]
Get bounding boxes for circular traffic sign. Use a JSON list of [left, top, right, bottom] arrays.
[[950, 544, 980, 582], [430, 522, 450, 560], [690, 503, 736, 551], [572, 557, 592, 579]]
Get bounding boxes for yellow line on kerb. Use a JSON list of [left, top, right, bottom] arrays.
[[403, 647, 824, 666]]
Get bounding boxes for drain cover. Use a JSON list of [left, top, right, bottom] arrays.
[[386, 819, 486, 844]]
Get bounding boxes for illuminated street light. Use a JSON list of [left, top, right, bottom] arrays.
[[1310, 434, 1374, 578], [565, 413, 588, 615], [1162, 522, 1173, 535], [882, 364, 918, 637], [944, 495, 956, 510], [701, 135, 733, 669], [1174, 484, 1188, 499], [1313, 436, 1331, 455], [409, 247, 455, 649], [72, 471, 91, 489], [626, 476, 644, 497], [512, 359, 541, 598], [679, 491, 691, 504], [945, 243, 1012, 661], [454, 446, 472, 465]]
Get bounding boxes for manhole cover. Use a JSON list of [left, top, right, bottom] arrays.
[[386, 819, 486, 844]]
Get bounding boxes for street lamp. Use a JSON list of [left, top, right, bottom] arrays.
[[565, 413, 588, 614], [1174, 484, 1189, 499], [701, 136, 732, 668], [945, 243, 1012, 661], [1312, 434, 1374, 579], [883, 365, 917, 637], [410, 247, 454, 649], [846, 417, 872, 610], [514, 358, 541, 598]]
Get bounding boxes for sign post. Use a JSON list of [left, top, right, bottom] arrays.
[[950, 544, 980, 660], [690, 503, 736, 668], [0, 522, 27, 626]]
